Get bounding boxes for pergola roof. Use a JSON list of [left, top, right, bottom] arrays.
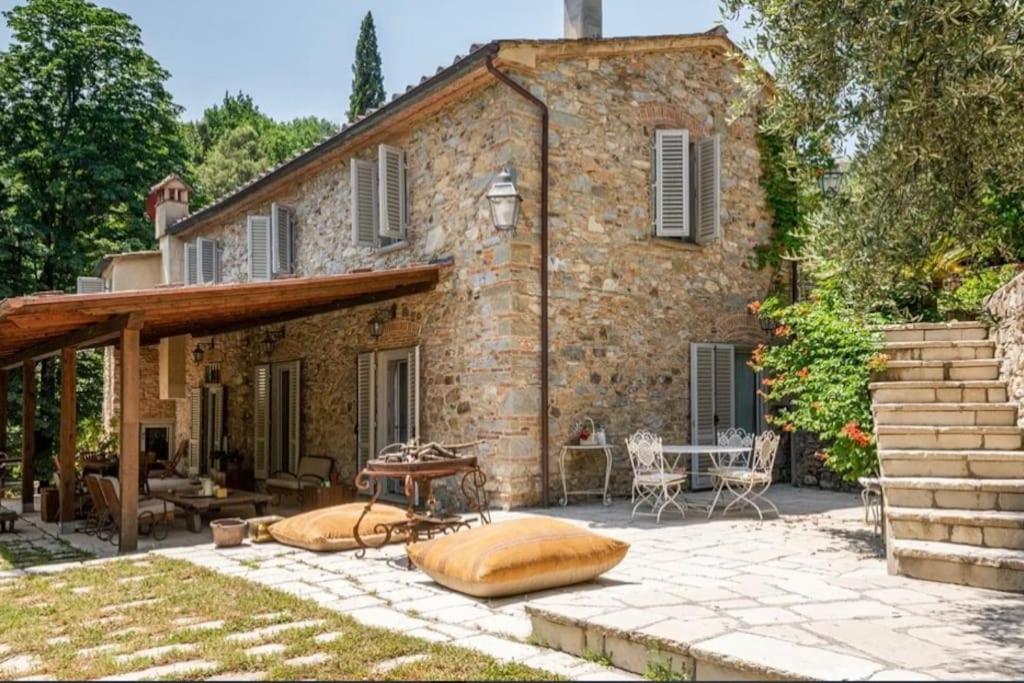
[[0, 263, 443, 369]]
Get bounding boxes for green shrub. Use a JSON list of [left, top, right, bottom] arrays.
[[750, 288, 887, 482], [937, 264, 1019, 320]]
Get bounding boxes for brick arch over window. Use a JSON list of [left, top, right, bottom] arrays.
[[639, 103, 710, 138], [710, 312, 765, 346]]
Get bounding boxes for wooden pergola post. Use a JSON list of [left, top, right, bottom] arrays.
[[0, 370, 7, 453], [118, 322, 142, 552], [59, 347, 77, 524], [21, 360, 35, 512]]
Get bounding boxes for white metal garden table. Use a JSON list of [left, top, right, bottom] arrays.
[[558, 444, 614, 506], [661, 444, 753, 513]]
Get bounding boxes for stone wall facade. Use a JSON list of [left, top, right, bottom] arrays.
[[987, 271, 1024, 424], [108, 41, 773, 508]]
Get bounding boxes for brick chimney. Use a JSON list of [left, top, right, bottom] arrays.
[[564, 0, 602, 39], [147, 174, 191, 285]]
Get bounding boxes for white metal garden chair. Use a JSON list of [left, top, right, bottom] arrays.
[[626, 430, 688, 523], [707, 430, 781, 521]]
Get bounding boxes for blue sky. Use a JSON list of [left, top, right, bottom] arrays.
[[0, 1, 752, 123]]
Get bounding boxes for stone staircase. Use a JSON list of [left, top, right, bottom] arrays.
[[872, 321, 1024, 592]]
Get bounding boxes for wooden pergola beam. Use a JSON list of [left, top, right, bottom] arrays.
[[21, 360, 35, 512], [59, 347, 76, 524], [118, 317, 143, 552], [1, 313, 136, 370]]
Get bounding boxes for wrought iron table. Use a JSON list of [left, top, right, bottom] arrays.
[[352, 453, 490, 559]]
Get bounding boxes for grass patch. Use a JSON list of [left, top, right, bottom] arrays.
[[0, 555, 558, 680], [0, 533, 93, 570]]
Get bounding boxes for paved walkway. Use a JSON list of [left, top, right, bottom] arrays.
[[10, 486, 1024, 679]]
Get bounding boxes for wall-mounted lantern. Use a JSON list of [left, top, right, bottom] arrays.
[[258, 327, 285, 358], [486, 167, 522, 234]]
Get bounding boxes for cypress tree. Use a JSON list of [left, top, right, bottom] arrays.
[[347, 11, 385, 122]]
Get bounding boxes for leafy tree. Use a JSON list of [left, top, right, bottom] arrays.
[[183, 93, 334, 206], [726, 0, 1024, 317], [347, 11, 385, 122], [196, 124, 271, 201], [0, 0, 186, 476]]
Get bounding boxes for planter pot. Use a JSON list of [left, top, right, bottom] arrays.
[[210, 517, 247, 548]]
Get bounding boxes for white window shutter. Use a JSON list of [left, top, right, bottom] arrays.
[[197, 237, 217, 284], [247, 215, 272, 281], [76, 276, 105, 294], [189, 388, 202, 475], [655, 129, 689, 238], [184, 242, 198, 285], [406, 345, 420, 444], [351, 159, 379, 245], [695, 134, 721, 244], [213, 245, 223, 284], [378, 144, 407, 240], [253, 365, 270, 479], [690, 343, 736, 489], [286, 360, 301, 473], [271, 202, 294, 274], [357, 352, 376, 471]]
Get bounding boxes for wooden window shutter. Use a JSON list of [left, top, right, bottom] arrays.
[[695, 134, 721, 244], [654, 129, 689, 238], [285, 360, 301, 473], [184, 242, 198, 285], [76, 276, 105, 294], [214, 245, 223, 284], [378, 144, 407, 240], [351, 158, 379, 245], [247, 215, 272, 281], [357, 352, 376, 471], [271, 202, 294, 275], [253, 364, 270, 479], [208, 384, 225, 454], [189, 388, 202, 474], [406, 346, 420, 443], [197, 237, 218, 284], [689, 343, 736, 489]]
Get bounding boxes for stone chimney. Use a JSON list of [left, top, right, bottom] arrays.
[[147, 174, 191, 285], [564, 0, 602, 39]]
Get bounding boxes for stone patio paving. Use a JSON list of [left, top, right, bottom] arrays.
[[9, 486, 1024, 679]]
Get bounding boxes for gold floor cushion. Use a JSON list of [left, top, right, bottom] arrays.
[[406, 517, 629, 598], [268, 503, 407, 552]]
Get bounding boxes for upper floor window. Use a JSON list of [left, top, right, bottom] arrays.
[[653, 129, 720, 243], [184, 237, 222, 285], [352, 144, 409, 247], [248, 202, 294, 281]]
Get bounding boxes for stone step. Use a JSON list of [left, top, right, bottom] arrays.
[[891, 539, 1024, 592], [881, 321, 989, 343], [873, 403, 1018, 427], [880, 449, 1024, 478], [876, 359, 1001, 382], [882, 340, 995, 362], [869, 380, 1007, 404], [888, 507, 1024, 550], [881, 476, 1024, 510], [876, 424, 1023, 451]]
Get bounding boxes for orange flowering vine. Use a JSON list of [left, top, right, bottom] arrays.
[[747, 300, 762, 315], [839, 421, 871, 448], [796, 367, 810, 380], [774, 324, 793, 337]]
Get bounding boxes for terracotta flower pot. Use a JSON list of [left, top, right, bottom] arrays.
[[210, 517, 247, 548]]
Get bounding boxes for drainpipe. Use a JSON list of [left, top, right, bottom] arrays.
[[485, 57, 551, 507]]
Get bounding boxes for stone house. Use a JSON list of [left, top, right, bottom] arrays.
[[92, 4, 774, 509]]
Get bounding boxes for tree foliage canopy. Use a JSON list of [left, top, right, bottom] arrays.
[[347, 11, 385, 122], [727, 0, 1024, 317], [0, 0, 186, 298]]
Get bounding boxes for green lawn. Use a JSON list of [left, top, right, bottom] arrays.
[[0, 556, 557, 680]]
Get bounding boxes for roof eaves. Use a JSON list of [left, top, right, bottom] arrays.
[[168, 41, 501, 237]]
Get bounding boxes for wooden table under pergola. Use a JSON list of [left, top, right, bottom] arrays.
[[0, 263, 442, 552]]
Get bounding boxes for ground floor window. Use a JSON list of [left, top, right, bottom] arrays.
[[357, 345, 420, 499], [252, 360, 300, 479], [690, 342, 765, 489]]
